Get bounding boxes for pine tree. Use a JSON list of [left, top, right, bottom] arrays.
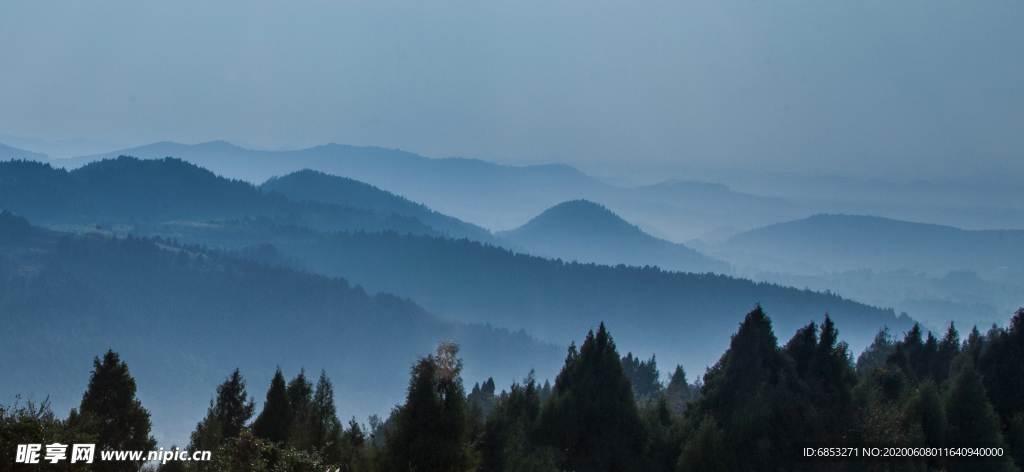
[[252, 367, 291, 444], [188, 404, 223, 452], [384, 342, 478, 472], [856, 326, 895, 373], [537, 323, 647, 472], [79, 350, 156, 472], [663, 365, 698, 413], [309, 370, 343, 463], [480, 373, 556, 472], [213, 368, 256, 439], [286, 369, 315, 450], [678, 306, 802, 470], [621, 352, 662, 399]]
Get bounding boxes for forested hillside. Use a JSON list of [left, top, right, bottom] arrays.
[[0, 212, 562, 446], [6, 305, 1021, 471]]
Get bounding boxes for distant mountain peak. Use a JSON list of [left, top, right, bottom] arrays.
[[500, 199, 731, 274], [515, 199, 639, 236]]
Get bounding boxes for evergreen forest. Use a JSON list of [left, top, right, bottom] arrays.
[[4, 306, 1023, 471]]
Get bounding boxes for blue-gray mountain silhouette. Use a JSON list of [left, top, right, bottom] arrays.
[[723, 214, 1024, 277], [261, 169, 495, 243], [0, 142, 48, 161], [499, 200, 730, 274]]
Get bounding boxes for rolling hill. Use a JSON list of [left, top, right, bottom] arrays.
[[498, 200, 730, 274], [260, 169, 496, 242], [720, 214, 1024, 277], [0, 157, 442, 237]]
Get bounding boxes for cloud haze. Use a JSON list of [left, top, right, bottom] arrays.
[[1, 0, 1021, 181]]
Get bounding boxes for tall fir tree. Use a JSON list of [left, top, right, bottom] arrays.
[[213, 368, 256, 439], [79, 350, 156, 472], [308, 370, 343, 463], [537, 323, 648, 472], [252, 367, 292, 444], [286, 368, 315, 450], [677, 306, 802, 471]]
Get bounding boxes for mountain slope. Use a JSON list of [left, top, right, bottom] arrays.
[[499, 200, 730, 274], [0, 157, 440, 236], [0, 142, 49, 161], [721, 214, 1024, 277], [261, 169, 495, 242], [0, 212, 562, 447]]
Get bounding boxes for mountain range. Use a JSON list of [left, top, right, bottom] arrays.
[[44, 140, 808, 239], [0, 156, 908, 368]]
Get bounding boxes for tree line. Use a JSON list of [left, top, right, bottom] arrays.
[[4, 306, 1023, 471]]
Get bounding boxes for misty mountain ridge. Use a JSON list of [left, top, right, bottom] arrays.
[[53, 139, 1024, 245], [0, 142, 49, 162], [1, 154, 910, 374], [720, 213, 1024, 277], [45, 140, 802, 238], [260, 169, 496, 243], [0, 156, 452, 238], [499, 200, 730, 274]]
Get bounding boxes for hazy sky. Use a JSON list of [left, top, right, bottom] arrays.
[[1, 0, 1021, 181]]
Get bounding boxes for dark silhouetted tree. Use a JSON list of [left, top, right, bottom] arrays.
[[856, 326, 895, 373], [538, 323, 647, 472], [214, 369, 256, 439], [79, 350, 156, 472], [678, 306, 801, 471], [384, 342, 478, 472], [252, 367, 291, 444], [944, 357, 1016, 471], [621, 352, 662, 399], [307, 370, 343, 463]]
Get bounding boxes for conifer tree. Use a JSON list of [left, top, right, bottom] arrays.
[[286, 369, 315, 451], [213, 368, 256, 439], [856, 326, 895, 373], [678, 306, 801, 470], [188, 404, 223, 452], [79, 350, 156, 472], [537, 323, 647, 472], [384, 342, 478, 472], [480, 374, 556, 472], [621, 352, 662, 399], [932, 322, 960, 384], [308, 370, 343, 463], [662, 365, 698, 413], [944, 357, 1016, 471], [252, 367, 291, 444]]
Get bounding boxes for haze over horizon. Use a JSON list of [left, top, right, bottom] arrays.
[[2, 0, 1022, 183]]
